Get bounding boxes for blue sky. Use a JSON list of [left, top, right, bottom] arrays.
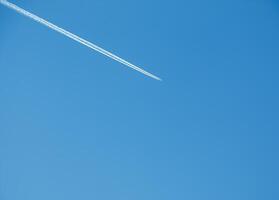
[[0, 0, 279, 199]]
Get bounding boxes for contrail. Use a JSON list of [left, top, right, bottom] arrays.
[[0, 0, 161, 81]]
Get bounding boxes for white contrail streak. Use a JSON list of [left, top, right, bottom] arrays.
[[0, 0, 161, 81]]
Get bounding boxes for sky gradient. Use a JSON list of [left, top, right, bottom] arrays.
[[1, 0, 279, 200]]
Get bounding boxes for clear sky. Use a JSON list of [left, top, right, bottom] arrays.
[[0, 0, 279, 199]]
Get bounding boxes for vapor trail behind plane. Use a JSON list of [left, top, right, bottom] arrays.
[[0, 0, 161, 81]]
